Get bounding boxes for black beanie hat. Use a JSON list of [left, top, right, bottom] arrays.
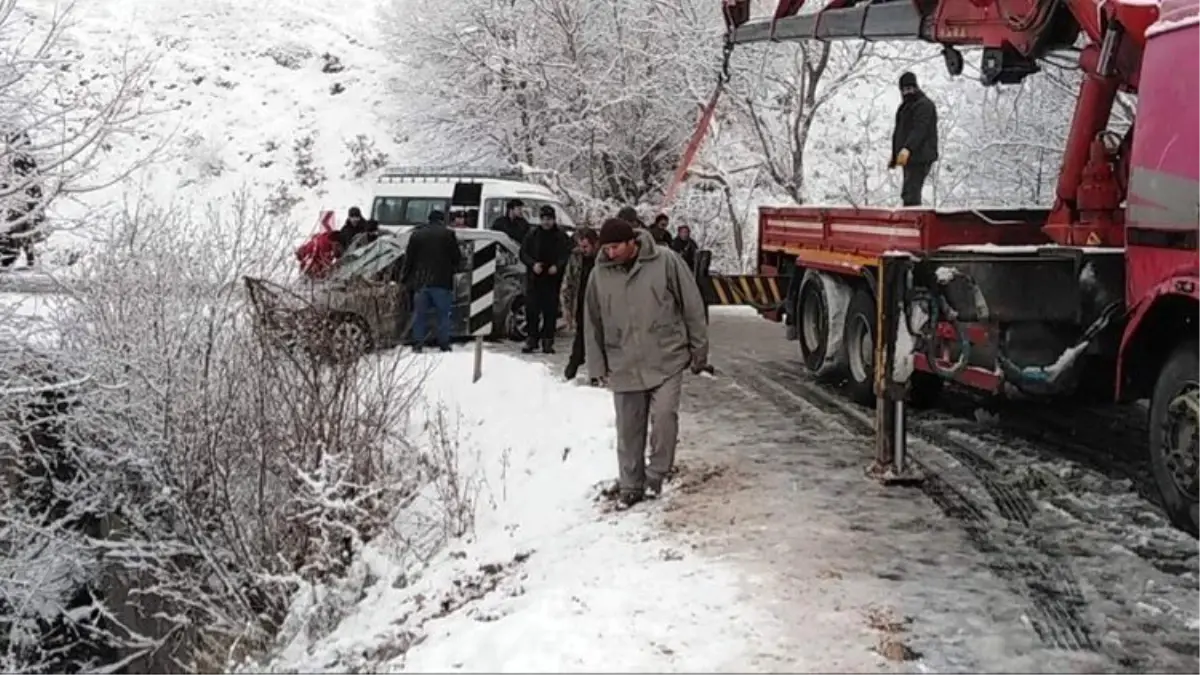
[[899, 72, 918, 89], [598, 218, 637, 245], [348, 206, 363, 218], [428, 209, 445, 224], [539, 204, 556, 219]]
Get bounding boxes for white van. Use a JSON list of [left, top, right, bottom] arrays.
[[369, 167, 576, 232]]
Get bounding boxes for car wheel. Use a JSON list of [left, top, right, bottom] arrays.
[[1148, 340, 1199, 536], [843, 288, 876, 406], [506, 296, 528, 342]]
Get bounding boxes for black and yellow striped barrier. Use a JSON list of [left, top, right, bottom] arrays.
[[703, 274, 786, 311]]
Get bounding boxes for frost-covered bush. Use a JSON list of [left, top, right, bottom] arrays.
[[0, 192, 440, 672]]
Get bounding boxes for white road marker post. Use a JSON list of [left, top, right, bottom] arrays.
[[468, 240, 497, 383]]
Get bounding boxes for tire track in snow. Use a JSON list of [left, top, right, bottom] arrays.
[[727, 356, 1097, 652]]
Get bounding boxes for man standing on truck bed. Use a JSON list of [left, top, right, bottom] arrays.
[[584, 218, 708, 509], [520, 205, 572, 354], [889, 71, 939, 207]]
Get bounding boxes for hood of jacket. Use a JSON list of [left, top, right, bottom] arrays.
[[597, 229, 659, 269]]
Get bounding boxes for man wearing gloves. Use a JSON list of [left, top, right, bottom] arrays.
[[583, 218, 709, 509], [889, 71, 939, 206]]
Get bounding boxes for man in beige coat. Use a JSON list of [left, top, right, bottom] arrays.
[[584, 218, 709, 508]]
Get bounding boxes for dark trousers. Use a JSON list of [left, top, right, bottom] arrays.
[[413, 286, 454, 348], [568, 302, 586, 369], [901, 161, 932, 206], [527, 281, 560, 345]]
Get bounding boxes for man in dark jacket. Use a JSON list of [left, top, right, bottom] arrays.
[[490, 199, 531, 245], [520, 204, 572, 354], [669, 224, 699, 270], [338, 206, 369, 252], [648, 214, 674, 247], [564, 227, 599, 382], [616, 205, 645, 229], [890, 71, 939, 206], [402, 210, 462, 353]]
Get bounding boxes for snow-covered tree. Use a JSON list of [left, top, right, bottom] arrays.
[[0, 0, 152, 247], [383, 0, 725, 207]]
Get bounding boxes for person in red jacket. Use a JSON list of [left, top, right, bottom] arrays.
[[296, 211, 341, 278]]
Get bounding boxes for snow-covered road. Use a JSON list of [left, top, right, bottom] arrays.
[[258, 308, 1197, 674]]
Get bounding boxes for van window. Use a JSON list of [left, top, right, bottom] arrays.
[[372, 197, 451, 225], [483, 198, 574, 229]]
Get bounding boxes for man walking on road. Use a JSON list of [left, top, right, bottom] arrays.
[[520, 205, 572, 354], [402, 210, 462, 353], [889, 71, 939, 206], [563, 227, 599, 383], [584, 218, 709, 509]]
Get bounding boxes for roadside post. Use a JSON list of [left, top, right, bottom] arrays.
[[468, 240, 497, 383], [870, 252, 923, 485]]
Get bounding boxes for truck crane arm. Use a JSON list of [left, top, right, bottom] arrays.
[[718, 0, 1164, 246]]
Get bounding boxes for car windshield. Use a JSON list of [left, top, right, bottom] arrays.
[[327, 236, 405, 282]]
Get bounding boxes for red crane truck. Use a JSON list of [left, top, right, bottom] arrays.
[[709, 0, 1198, 535]]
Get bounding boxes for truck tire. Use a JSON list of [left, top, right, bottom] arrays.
[[796, 272, 849, 379], [843, 287, 876, 406], [1148, 340, 1199, 536]]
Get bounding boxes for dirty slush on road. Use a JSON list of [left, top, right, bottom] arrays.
[[506, 310, 1198, 673]]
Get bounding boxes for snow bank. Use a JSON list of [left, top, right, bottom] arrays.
[[266, 350, 781, 673]]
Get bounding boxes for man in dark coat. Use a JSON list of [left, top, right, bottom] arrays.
[[669, 224, 699, 270], [401, 210, 462, 352], [889, 71, 939, 206], [616, 205, 645, 229], [490, 199, 531, 245], [338, 206, 369, 252], [519, 204, 572, 354], [648, 214, 674, 247], [564, 227, 599, 383]]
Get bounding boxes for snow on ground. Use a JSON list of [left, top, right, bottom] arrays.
[[266, 349, 790, 673], [19, 0, 405, 260]]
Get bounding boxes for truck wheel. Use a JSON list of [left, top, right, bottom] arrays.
[[843, 288, 876, 406], [796, 272, 849, 379], [1148, 341, 1199, 536]]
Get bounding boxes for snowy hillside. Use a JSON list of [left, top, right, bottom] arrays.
[[22, 0, 404, 257]]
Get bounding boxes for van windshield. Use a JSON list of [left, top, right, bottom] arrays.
[[483, 198, 575, 229]]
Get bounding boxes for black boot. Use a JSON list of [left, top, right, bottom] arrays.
[[521, 341, 537, 354], [541, 338, 555, 355], [564, 361, 579, 380]]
